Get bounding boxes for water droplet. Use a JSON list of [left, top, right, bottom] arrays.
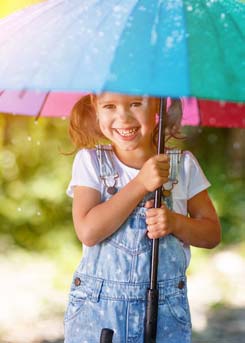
[[166, 36, 174, 48], [113, 5, 122, 12], [17, 207, 22, 212], [233, 142, 240, 149], [209, 117, 217, 125], [208, 133, 218, 143], [219, 101, 226, 107], [220, 13, 226, 20], [27, 136, 32, 142]]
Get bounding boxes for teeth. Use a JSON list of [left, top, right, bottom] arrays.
[[116, 128, 137, 136]]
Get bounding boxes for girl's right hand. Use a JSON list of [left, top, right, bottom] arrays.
[[136, 154, 170, 192]]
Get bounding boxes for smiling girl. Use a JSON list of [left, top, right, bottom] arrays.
[[64, 92, 221, 343]]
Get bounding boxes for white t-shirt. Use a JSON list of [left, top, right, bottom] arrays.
[[67, 148, 211, 265]]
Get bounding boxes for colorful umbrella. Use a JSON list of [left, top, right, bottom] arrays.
[[0, 1, 244, 342], [0, 0, 244, 102], [0, 90, 244, 127]]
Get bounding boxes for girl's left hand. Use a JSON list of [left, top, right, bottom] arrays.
[[145, 200, 174, 239]]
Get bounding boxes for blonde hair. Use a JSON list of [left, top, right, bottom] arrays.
[[68, 94, 183, 150]]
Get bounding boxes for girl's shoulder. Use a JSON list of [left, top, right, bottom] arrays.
[[72, 148, 100, 173], [180, 150, 203, 172]]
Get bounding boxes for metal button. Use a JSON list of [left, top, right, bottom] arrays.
[[74, 277, 81, 286], [107, 186, 117, 194], [178, 280, 185, 289]]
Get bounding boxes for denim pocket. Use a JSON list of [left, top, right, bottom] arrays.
[[166, 293, 191, 326], [64, 293, 87, 323]]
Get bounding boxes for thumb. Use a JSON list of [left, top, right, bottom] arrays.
[[144, 199, 154, 208]]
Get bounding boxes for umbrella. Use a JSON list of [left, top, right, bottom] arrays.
[[0, 0, 244, 102], [0, 90, 244, 127], [0, 1, 244, 342]]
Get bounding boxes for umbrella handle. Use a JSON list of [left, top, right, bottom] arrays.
[[100, 328, 114, 343]]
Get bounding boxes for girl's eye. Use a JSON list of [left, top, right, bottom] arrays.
[[131, 102, 142, 107], [103, 104, 116, 110]]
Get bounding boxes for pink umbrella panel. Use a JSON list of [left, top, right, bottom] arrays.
[[0, 90, 244, 128]]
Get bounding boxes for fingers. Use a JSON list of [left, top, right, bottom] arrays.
[[147, 224, 168, 239], [144, 200, 154, 208], [145, 205, 170, 239], [155, 154, 170, 171]]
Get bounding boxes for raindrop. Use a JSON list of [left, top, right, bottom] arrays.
[[209, 117, 217, 125], [17, 207, 22, 212], [208, 133, 218, 144], [220, 13, 226, 20], [113, 5, 122, 13], [27, 136, 32, 142], [219, 101, 226, 107], [187, 5, 193, 11], [233, 142, 240, 150], [1, 150, 16, 168], [36, 141, 41, 146], [166, 36, 174, 49], [151, 30, 157, 45], [36, 211, 41, 216]]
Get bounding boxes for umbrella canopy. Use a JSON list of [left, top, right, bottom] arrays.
[[0, 90, 244, 128], [0, 0, 244, 102]]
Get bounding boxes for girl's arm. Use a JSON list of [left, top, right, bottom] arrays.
[[72, 154, 169, 246], [146, 190, 221, 249]]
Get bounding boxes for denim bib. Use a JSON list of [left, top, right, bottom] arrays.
[[64, 145, 192, 343]]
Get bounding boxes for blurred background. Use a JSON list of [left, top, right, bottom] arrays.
[[0, 1, 245, 343], [0, 114, 244, 343]]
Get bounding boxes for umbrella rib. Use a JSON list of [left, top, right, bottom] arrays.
[[35, 91, 50, 120]]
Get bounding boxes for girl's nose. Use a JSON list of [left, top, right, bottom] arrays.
[[117, 106, 132, 120]]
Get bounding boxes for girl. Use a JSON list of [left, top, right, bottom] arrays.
[[64, 92, 221, 343]]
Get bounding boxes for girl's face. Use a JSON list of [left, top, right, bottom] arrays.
[[95, 93, 158, 152]]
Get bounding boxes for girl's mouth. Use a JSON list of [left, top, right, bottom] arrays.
[[115, 127, 139, 137]]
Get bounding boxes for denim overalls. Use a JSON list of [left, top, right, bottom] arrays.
[[64, 146, 192, 343]]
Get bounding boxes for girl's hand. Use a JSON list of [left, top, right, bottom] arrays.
[[136, 154, 170, 192], [145, 199, 174, 239]]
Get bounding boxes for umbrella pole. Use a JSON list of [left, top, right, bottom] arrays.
[[100, 328, 114, 343], [144, 97, 167, 343]]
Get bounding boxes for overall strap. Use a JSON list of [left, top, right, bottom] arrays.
[[162, 148, 182, 209], [96, 144, 119, 195]]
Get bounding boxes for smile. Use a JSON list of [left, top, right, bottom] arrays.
[[115, 128, 138, 137]]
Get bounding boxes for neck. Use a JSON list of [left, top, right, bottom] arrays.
[[112, 144, 156, 169]]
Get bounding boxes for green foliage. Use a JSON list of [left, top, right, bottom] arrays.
[[0, 114, 78, 251], [182, 126, 245, 245], [0, 115, 244, 252]]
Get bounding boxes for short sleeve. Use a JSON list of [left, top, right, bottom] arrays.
[[183, 151, 211, 200], [66, 149, 101, 198]]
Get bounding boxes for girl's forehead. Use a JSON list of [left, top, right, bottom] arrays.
[[96, 92, 149, 103]]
